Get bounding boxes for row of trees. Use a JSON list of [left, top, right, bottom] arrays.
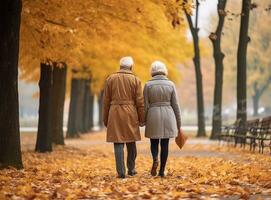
[[180, 0, 225, 138], [0, 0, 193, 169], [35, 63, 67, 152], [67, 68, 95, 139], [222, 0, 271, 117], [35, 64, 103, 152], [181, 0, 270, 139], [209, 0, 271, 138]]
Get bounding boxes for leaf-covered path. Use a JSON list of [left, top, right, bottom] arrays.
[[1, 132, 271, 199]]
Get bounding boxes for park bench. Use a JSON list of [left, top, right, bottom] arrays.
[[237, 118, 260, 150], [219, 116, 271, 154], [219, 119, 241, 144], [256, 116, 271, 154], [244, 118, 260, 152]]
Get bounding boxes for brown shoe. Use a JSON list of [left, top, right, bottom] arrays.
[[151, 161, 158, 176]]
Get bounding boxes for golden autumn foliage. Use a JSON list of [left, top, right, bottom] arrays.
[[19, 0, 193, 93], [1, 132, 271, 199]]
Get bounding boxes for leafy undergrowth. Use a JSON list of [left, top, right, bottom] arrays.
[[1, 133, 271, 199]]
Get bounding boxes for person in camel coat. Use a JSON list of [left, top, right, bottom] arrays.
[[103, 56, 145, 178]]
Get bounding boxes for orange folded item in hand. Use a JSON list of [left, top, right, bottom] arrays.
[[175, 128, 187, 149]]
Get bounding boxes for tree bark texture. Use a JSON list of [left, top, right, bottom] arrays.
[[77, 79, 86, 133], [89, 95, 94, 130], [82, 79, 91, 133], [0, 0, 23, 169], [183, 0, 206, 137], [35, 63, 53, 152], [51, 64, 67, 145], [86, 79, 94, 132], [67, 79, 80, 138], [236, 0, 251, 126], [210, 0, 227, 140]]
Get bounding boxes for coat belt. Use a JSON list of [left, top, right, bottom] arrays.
[[150, 102, 171, 107], [110, 100, 135, 105]]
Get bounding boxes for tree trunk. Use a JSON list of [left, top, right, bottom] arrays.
[[252, 94, 259, 116], [51, 64, 67, 145], [67, 79, 80, 138], [77, 79, 86, 133], [35, 63, 53, 152], [183, 0, 206, 137], [236, 0, 251, 125], [0, 0, 23, 169], [252, 78, 271, 116], [210, 51, 224, 139], [89, 94, 94, 131], [87, 79, 94, 131], [193, 44, 206, 137], [82, 79, 91, 133], [98, 90, 104, 129], [210, 0, 227, 140]]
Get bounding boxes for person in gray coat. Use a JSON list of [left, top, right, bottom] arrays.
[[144, 61, 181, 177]]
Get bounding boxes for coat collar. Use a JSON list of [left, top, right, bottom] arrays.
[[151, 74, 168, 80], [117, 69, 133, 74]]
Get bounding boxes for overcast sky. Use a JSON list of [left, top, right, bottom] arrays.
[[190, 0, 217, 38]]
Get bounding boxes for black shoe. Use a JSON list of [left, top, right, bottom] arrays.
[[117, 174, 126, 179], [151, 160, 159, 176], [128, 170, 137, 176], [158, 171, 165, 178]]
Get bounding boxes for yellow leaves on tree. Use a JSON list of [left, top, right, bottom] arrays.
[[19, 0, 193, 93]]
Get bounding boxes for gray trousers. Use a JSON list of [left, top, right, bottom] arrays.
[[114, 142, 137, 175]]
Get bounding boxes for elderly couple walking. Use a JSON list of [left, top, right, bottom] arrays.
[[103, 56, 181, 178]]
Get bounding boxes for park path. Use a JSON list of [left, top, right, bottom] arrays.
[[21, 130, 270, 163], [65, 133, 234, 159], [21, 131, 237, 159]]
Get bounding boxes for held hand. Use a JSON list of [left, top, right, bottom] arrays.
[[178, 128, 181, 134], [178, 128, 182, 135]]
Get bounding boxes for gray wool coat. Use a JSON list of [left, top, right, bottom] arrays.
[[144, 75, 181, 139]]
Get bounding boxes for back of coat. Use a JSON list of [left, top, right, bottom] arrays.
[[103, 69, 144, 143], [144, 75, 181, 139]]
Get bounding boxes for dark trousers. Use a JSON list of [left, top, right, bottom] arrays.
[[150, 139, 169, 173], [114, 142, 137, 176]]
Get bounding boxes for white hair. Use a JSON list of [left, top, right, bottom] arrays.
[[150, 61, 168, 77], [120, 56, 134, 69]]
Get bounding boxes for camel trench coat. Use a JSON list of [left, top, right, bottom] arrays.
[[103, 69, 145, 143], [144, 75, 181, 139]]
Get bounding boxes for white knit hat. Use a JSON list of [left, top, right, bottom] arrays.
[[120, 56, 134, 69], [150, 61, 168, 76]]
